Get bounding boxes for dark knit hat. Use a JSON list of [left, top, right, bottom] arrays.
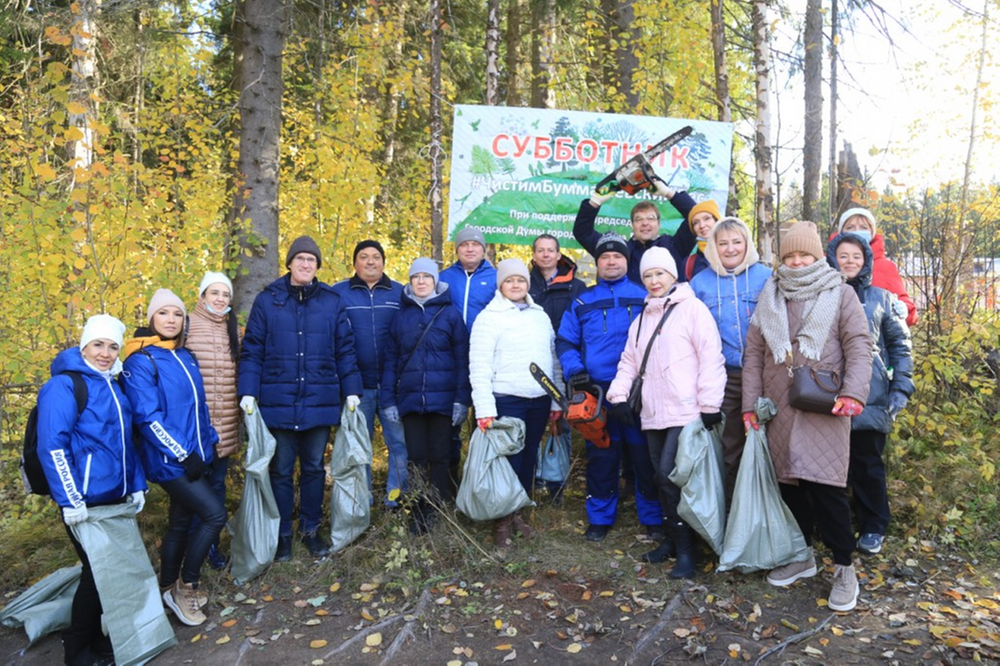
[[594, 232, 629, 260], [353, 239, 385, 263], [780, 221, 824, 261], [285, 235, 322, 269]]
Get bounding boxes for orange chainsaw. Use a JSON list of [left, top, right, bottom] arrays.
[[530, 363, 610, 449], [594, 125, 693, 196]]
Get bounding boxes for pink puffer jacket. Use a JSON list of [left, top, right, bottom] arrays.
[[608, 283, 726, 430], [186, 302, 241, 458]]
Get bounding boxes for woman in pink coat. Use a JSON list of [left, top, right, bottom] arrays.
[[608, 247, 726, 578]]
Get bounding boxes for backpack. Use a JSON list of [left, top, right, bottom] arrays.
[[21, 371, 88, 495]]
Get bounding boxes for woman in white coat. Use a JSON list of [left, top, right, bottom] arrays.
[[470, 259, 562, 547]]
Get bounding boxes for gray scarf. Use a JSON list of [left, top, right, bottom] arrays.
[[752, 260, 844, 364]]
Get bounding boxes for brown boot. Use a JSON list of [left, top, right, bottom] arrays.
[[512, 512, 538, 539], [494, 515, 513, 548]]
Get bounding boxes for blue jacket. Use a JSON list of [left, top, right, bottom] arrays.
[[120, 339, 218, 483], [37, 348, 146, 508], [439, 259, 497, 330], [828, 233, 914, 433], [239, 275, 363, 430], [690, 262, 772, 369], [572, 191, 698, 284], [556, 274, 647, 384], [381, 284, 471, 417], [331, 274, 403, 390]]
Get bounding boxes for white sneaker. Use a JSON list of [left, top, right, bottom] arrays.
[[766, 548, 818, 586], [828, 564, 859, 612]]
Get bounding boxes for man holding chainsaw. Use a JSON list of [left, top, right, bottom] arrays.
[[574, 180, 700, 285], [556, 233, 664, 542]]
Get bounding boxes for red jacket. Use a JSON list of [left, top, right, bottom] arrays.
[[828, 232, 918, 327]]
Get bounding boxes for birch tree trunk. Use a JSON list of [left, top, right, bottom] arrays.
[[429, 0, 444, 262], [710, 0, 736, 213], [530, 0, 556, 109], [827, 0, 839, 223], [752, 0, 776, 262], [600, 0, 640, 111], [802, 0, 823, 221], [232, 0, 287, 315], [485, 0, 501, 106], [505, 0, 522, 106]]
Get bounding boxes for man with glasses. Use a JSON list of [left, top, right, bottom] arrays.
[[239, 235, 363, 561]]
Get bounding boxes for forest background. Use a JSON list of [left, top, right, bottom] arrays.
[[0, 0, 998, 554]]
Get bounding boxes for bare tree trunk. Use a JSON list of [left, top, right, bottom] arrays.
[[827, 0, 839, 222], [710, 0, 737, 213], [504, 0, 522, 106], [530, 0, 556, 108], [485, 0, 500, 105], [223, 0, 246, 269], [802, 0, 823, 222], [600, 0, 640, 111], [429, 0, 444, 262], [752, 0, 776, 262], [376, 0, 407, 214], [232, 0, 287, 316]]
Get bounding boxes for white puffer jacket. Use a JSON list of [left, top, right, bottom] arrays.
[[469, 291, 560, 418]]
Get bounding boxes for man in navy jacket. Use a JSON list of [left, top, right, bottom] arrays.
[[332, 240, 407, 509], [239, 236, 363, 561]]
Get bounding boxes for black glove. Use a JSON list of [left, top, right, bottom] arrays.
[[608, 402, 636, 427], [701, 412, 724, 428], [181, 454, 206, 481], [568, 373, 589, 392]]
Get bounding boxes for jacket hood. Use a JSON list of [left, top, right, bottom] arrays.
[[827, 232, 874, 291], [349, 273, 393, 290], [447, 258, 494, 276], [123, 333, 178, 360], [484, 289, 541, 313], [531, 254, 579, 284], [402, 281, 452, 307], [643, 282, 696, 313], [704, 217, 760, 276], [51, 347, 101, 377]]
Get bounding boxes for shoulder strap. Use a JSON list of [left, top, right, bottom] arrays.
[[63, 371, 88, 417], [401, 308, 447, 375], [636, 304, 676, 380], [137, 348, 159, 382]]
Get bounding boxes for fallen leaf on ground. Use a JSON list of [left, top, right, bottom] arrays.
[[310, 639, 328, 649], [221, 619, 237, 628], [366, 633, 382, 647], [567, 643, 582, 653], [503, 649, 517, 662], [216, 635, 230, 645], [329, 582, 341, 593]]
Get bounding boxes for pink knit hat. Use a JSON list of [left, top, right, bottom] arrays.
[[146, 288, 186, 324]]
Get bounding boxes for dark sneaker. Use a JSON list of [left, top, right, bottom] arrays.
[[207, 544, 228, 571], [275, 535, 293, 562], [584, 524, 610, 542], [857, 532, 884, 554], [300, 531, 331, 558]]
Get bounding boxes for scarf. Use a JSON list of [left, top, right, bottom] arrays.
[[122, 333, 179, 360], [752, 260, 844, 364]]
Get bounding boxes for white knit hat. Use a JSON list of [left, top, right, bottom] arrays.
[[199, 271, 233, 297], [639, 246, 677, 280], [838, 208, 877, 234], [80, 314, 126, 350]]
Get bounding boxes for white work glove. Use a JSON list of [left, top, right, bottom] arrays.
[[384, 406, 400, 423], [652, 177, 675, 199], [240, 395, 257, 415], [63, 505, 88, 526], [346, 395, 361, 411], [129, 491, 146, 514], [589, 190, 614, 208]]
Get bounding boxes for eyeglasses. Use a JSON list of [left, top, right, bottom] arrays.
[[633, 215, 659, 223], [293, 255, 317, 265]]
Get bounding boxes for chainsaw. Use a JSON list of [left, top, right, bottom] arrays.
[[594, 125, 693, 196], [530, 363, 610, 449]]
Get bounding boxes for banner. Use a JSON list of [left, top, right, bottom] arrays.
[[447, 105, 733, 248]]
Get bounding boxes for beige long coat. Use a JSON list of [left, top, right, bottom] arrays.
[[742, 285, 872, 487], [187, 302, 241, 458]]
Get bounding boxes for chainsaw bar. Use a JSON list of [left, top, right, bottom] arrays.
[[595, 125, 694, 195], [530, 362, 567, 411]]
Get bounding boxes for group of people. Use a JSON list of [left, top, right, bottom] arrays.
[[36, 182, 916, 665]]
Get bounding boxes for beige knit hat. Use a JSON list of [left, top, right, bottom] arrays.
[[780, 221, 823, 261]]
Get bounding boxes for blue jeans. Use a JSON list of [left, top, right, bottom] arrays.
[[494, 394, 550, 497], [270, 426, 331, 536], [359, 387, 408, 507]]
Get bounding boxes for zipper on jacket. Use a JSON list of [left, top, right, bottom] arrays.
[[602, 308, 607, 333], [105, 376, 129, 498], [369, 288, 379, 374], [171, 350, 205, 460], [82, 453, 92, 495], [463, 271, 472, 324]]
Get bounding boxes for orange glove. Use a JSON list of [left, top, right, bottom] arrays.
[[477, 417, 494, 432], [742, 411, 759, 432], [549, 410, 562, 423], [831, 396, 863, 417]]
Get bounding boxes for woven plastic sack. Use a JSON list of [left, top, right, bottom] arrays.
[[71, 503, 176, 665], [536, 423, 571, 483], [0, 565, 81, 647], [457, 417, 532, 521], [329, 407, 372, 553], [717, 398, 810, 573], [230, 409, 281, 583], [668, 418, 727, 554]]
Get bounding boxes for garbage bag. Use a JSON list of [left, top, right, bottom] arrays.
[[230, 408, 281, 584], [71, 503, 176, 666], [536, 422, 571, 483], [717, 398, 810, 573], [457, 417, 532, 521], [668, 418, 727, 554], [0, 565, 81, 647], [329, 407, 372, 553]]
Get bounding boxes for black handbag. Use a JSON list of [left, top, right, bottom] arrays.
[[788, 365, 842, 413], [626, 304, 676, 415]]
